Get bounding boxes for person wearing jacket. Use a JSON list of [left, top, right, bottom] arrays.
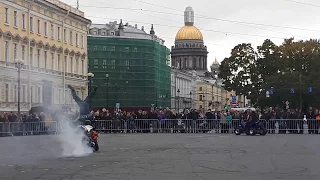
[[68, 85, 99, 124]]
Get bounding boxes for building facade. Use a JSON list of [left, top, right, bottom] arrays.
[[0, 0, 91, 112], [171, 68, 197, 110], [171, 7, 209, 77], [88, 21, 171, 110], [196, 79, 228, 111]]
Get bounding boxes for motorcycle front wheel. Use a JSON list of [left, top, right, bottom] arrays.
[[93, 140, 99, 151]]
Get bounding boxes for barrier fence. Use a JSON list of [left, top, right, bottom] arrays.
[[0, 119, 320, 136]]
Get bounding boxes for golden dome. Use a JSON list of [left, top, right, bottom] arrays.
[[175, 25, 203, 40], [213, 58, 219, 65]]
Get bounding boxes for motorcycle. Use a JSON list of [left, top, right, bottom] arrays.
[[234, 120, 267, 136], [77, 124, 99, 151]]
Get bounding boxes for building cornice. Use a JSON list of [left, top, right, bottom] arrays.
[[35, 0, 91, 25]]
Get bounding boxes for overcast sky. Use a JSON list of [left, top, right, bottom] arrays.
[[62, 0, 320, 69]]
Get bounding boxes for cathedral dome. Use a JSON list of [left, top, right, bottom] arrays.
[[175, 25, 203, 40]]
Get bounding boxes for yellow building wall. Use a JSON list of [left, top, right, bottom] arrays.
[[0, 0, 90, 109], [196, 81, 236, 112]]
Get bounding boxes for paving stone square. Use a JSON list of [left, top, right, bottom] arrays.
[[0, 134, 319, 180]]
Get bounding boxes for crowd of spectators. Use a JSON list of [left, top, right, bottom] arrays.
[[89, 107, 320, 134], [1, 106, 320, 135]]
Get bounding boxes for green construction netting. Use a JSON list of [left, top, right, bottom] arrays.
[[88, 37, 171, 108]]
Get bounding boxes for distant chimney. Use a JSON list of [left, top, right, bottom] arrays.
[[141, 26, 144, 31], [135, 24, 137, 28]]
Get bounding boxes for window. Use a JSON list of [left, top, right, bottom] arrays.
[[64, 56, 67, 72], [44, 22, 47, 36], [133, 47, 138, 52], [76, 33, 78, 46], [75, 58, 79, 74], [44, 51, 47, 69], [111, 32, 114, 36], [14, 85, 18, 102], [30, 17, 33, 32], [30, 47, 33, 67], [22, 85, 26, 102], [14, 11, 17, 27], [199, 95, 203, 101], [81, 59, 84, 75], [57, 26, 61, 40], [199, 87, 202, 91], [51, 53, 54, 70], [14, 43, 17, 60], [102, 32, 105, 35], [111, 60, 116, 69], [64, 29, 67, 42], [51, 24, 54, 38], [5, 8, 9, 24], [57, 54, 61, 71], [70, 31, 73, 44], [37, 49, 40, 68], [81, 35, 84, 48], [37, 19, 40, 34], [22, 45, 25, 61], [5, 41, 9, 63], [103, 46, 107, 51], [5, 84, 9, 102], [22, 14, 25, 29], [37, 87, 41, 103], [125, 60, 130, 69], [70, 57, 73, 73]]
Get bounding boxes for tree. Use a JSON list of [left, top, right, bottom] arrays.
[[220, 38, 320, 109], [220, 43, 259, 104]]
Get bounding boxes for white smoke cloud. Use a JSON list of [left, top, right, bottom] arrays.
[[55, 118, 93, 157]]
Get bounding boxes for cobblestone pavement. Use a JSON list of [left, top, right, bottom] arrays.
[[0, 134, 320, 180]]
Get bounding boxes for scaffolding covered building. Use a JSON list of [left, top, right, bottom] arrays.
[[88, 21, 171, 110]]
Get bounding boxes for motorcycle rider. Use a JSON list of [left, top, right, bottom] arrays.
[[68, 85, 99, 124]]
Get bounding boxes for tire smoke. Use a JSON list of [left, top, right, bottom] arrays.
[[56, 118, 93, 157]]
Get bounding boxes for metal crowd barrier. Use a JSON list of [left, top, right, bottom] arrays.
[[0, 121, 59, 136], [92, 119, 319, 134], [0, 119, 320, 136]]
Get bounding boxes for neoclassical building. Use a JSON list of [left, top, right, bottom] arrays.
[[0, 0, 90, 112], [87, 21, 171, 110], [171, 6, 209, 77], [171, 68, 197, 110]]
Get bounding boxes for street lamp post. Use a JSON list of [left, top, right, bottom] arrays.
[[105, 74, 109, 108], [15, 59, 24, 121], [115, 83, 118, 104], [87, 72, 94, 110], [177, 89, 180, 112], [189, 91, 192, 109]]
